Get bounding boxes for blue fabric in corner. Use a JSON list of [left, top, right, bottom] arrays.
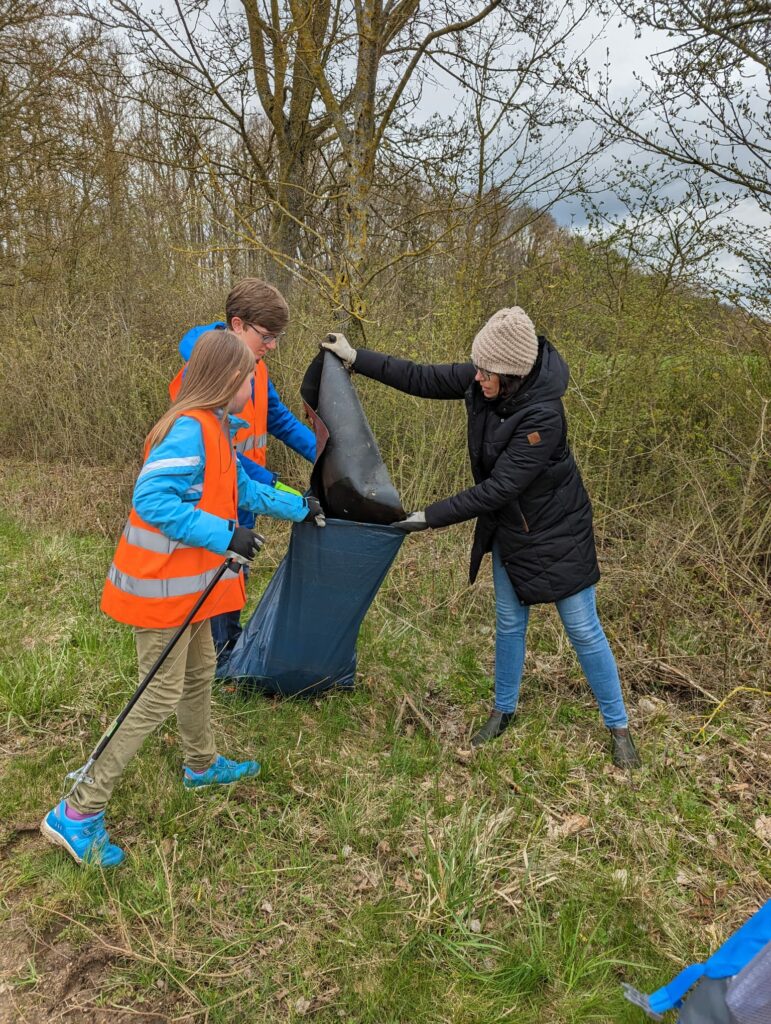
[[647, 900, 771, 1013], [217, 518, 404, 695]]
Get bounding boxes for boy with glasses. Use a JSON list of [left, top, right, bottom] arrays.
[[171, 279, 316, 665]]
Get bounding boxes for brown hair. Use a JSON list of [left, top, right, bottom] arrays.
[[498, 373, 526, 399], [225, 278, 289, 334], [145, 330, 254, 452]]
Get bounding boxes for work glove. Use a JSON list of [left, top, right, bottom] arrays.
[[321, 332, 357, 369], [394, 511, 429, 533], [228, 526, 264, 561], [304, 495, 327, 527], [275, 480, 303, 497]]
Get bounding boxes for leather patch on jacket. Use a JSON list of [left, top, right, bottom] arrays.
[[527, 431, 541, 445]]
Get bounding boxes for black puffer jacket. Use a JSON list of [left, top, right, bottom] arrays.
[[354, 338, 599, 605]]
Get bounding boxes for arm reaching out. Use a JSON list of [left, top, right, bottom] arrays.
[[321, 334, 475, 400]]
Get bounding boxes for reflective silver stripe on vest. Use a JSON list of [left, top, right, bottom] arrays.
[[235, 433, 267, 453], [122, 524, 191, 555], [107, 563, 240, 599]]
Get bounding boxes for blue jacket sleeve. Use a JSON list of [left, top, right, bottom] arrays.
[[237, 451, 277, 486], [236, 462, 308, 522], [132, 417, 235, 554], [266, 378, 316, 462]]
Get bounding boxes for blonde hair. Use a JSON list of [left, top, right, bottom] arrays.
[[146, 330, 254, 452]]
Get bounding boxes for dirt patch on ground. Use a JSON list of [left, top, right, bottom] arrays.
[[0, 824, 175, 1024], [0, 909, 172, 1023]]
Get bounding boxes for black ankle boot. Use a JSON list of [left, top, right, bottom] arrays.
[[609, 727, 641, 768], [471, 710, 514, 748]]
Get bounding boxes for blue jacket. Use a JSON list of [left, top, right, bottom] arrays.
[[133, 414, 308, 555], [178, 322, 317, 528], [178, 322, 316, 486]]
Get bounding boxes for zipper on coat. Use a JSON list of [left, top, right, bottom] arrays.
[[520, 512, 530, 533]]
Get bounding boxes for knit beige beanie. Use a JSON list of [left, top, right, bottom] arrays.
[[471, 307, 538, 377]]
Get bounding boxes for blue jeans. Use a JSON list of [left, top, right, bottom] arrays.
[[491, 546, 628, 727]]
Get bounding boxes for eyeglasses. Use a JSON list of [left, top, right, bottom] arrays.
[[245, 322, 285, 345], [473, 363, 493, 381]]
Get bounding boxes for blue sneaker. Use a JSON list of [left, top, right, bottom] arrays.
[[183, 753, 261, 790], [40, 800, 125, 867]]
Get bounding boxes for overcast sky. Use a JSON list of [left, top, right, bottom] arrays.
[[152, 0, 767, 292], [416, 9, 716, 223], [412, 7, 768, 291]]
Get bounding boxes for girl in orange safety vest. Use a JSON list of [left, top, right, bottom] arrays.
[[41, 331, 324, 868]]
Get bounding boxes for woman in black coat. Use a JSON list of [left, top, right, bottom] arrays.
[[322, 308, 639, 767]]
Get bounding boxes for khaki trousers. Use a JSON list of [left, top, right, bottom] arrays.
[[70, 619, 218, 814]]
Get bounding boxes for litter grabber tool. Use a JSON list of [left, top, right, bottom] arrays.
[[63, 538, 264, 799]]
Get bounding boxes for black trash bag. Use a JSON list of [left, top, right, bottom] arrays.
[[301, 349, 405, 525], [216, 519, 405, 695], [216, 349, 408, 696]]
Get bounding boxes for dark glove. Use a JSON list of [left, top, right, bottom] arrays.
[[304, 495, 327, 527], [228, 526, 264, 561], [394, 511, 429, 532]]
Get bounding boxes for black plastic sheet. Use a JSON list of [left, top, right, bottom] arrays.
[[301, 350, 405, 525]]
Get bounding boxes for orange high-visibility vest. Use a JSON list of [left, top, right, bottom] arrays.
[[169, 359, 269, 467], [101, 409, 246, 629]]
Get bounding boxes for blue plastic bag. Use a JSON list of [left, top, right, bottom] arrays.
[[217, 518, 404, 695], [623, 899, 771, 1020]]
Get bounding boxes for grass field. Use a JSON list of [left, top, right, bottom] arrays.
[[1, 464, 769, 1024]]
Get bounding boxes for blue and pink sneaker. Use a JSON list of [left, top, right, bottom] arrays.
[[40, 801, 125, 867], [183, 754, 261, 790]]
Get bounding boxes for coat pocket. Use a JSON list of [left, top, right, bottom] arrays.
[[499, 500, 530, 534]]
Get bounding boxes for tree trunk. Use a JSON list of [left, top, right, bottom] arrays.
[[269, 159, 308, 297]]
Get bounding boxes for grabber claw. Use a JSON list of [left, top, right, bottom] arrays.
[[64, 759, 95, 799]]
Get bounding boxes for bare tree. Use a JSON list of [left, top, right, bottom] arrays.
[[0, 1, 129, 298], [598, 0, 771, 206], [572, 0, 771, 309], [580, 165, 746, 315], [428, 0, 605, 301], [83, 1, 517, 329]]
